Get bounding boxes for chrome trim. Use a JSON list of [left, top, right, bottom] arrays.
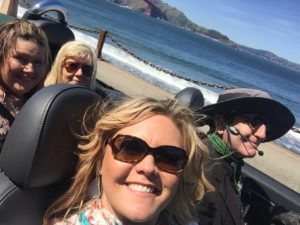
[[27, 0, 68, 23]]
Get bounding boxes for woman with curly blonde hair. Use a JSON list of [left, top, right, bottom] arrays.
[[44, 97, 212, 225]]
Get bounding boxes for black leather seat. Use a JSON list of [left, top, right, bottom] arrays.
[[175, 87, 215, 128], [29, 17, 75, 60], [22, 1, 75, 60], [175, 87, 204, 111], [0, 84, 102, 225]]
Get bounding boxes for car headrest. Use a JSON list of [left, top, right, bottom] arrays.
[[22, 0, 75, 59], [175, 87, 204, 111], [0, 84, 102, 188], [29, 18, 75, 59]]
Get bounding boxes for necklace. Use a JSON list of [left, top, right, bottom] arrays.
[[1, 91, 24, 117]]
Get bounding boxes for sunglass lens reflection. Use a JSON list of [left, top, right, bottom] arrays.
[[64, 62, 93, 77], [65, 62, 80, 73], [153, 147, 188, 173], [249, 117, 269, 129], [82, 65, 93, 77], [115, 137, 146, 161]]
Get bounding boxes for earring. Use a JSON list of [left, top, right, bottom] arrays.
[[88, 175, 101, 199]]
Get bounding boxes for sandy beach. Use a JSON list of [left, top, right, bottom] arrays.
[[98, 60, 173, 99], [97, 60, 300, 193]]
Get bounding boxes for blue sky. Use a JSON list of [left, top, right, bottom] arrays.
[[163, 0, 300, 64]]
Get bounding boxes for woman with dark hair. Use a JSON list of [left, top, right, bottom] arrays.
[[0, 19, 51, 150]]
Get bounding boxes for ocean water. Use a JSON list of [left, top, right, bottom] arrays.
[[22, 0, 300, 153]]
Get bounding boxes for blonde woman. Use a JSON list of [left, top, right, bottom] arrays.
[[44, 40, 97, 90], [43, 97, 213, 225]]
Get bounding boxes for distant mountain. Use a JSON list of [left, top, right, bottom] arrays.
[[110, 0, 300, 71], [110, 0, 231, 43], [232, 44, 300, 71]]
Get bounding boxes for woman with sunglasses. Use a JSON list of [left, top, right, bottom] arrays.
[[43, 97, 213, 225], [44, 40, 97, 90], [0, 19, 51, 151], [196, 88, 295, 225]]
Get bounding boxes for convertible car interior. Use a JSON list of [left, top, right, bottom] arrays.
[[0, 1, 299, 225], [21, 0, 75, 59], [0, 84, 102, 224]]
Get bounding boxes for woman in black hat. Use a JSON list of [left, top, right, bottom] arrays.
[[196, 88, 295, 225]]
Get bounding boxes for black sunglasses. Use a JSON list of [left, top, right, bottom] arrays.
[[109, 134, 188, 173], [242, 114, 270, 130], [63, 62, 93, 77]]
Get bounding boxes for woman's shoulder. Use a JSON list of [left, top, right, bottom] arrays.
[[205, 154, 233, 185]]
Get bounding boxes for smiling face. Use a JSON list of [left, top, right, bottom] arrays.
[[61, 57, 92, 87], [1, 38, 47, 98], [100, 114, 184, 225], [219, 115, 267, 158]]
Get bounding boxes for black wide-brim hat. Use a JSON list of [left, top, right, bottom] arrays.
[[200, 88, 295, 142]]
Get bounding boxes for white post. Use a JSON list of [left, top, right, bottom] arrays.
[[0, 0, 18, 17]]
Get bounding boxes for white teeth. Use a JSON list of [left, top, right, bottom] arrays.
[[128, 184, 155, 193]]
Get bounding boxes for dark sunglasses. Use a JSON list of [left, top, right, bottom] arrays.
[[242, 114, 270, 130], [109, 134, 188, 173], [63, 62, 93, 77]]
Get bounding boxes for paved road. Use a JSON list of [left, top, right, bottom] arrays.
[[245, 142, 300, 193]]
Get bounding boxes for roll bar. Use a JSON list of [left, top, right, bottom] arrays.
[[21, 0, 68, 25]]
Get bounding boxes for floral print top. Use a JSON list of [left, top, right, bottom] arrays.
[[52, 199, 175, 225], [0, 89, 24, 150], [53, 200, 122, 225]]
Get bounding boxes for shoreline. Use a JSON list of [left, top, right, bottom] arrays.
[[97, 59, 300, 193], [98, 60, 173, 99]]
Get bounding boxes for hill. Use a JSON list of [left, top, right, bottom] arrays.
[[111, 0, 231, 43], [110, 0, 300, 71], [233, 45, 300, 71]]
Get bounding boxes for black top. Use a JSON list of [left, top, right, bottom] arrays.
[[0, 103, 14, 152], [197, 144, 245, 225]]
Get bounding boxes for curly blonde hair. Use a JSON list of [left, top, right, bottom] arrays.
[[44, 97, 212, 224]]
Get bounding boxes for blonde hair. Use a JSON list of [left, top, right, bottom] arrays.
[[44, 97, 213, 224], [44, 40, 97, 90], [0, 19, 51, 95]]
